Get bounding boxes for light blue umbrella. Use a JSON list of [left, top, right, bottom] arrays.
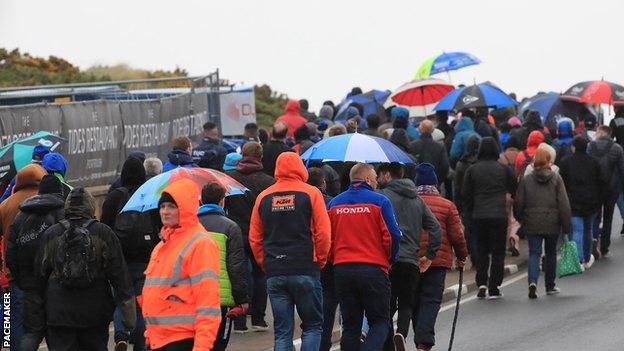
[[300, 133, 413, 164]]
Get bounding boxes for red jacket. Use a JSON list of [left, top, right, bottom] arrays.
[[418, 192, 468, 268], [276, 100, 307, 138], [514, 131, 545, 176]]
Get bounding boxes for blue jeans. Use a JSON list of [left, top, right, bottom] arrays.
[[267, 275, 323, 351], [3, 284, 24, 351], [114, 262, 147, 351], [414, 267, 447, 348], [572, 214, 597, 262], [528, 235, 557, 290], [334, 263, 391, 351]]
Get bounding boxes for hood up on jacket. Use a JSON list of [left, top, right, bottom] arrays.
[[121, 156, 146, 188], [462, 135, 481, 160], [64, 187, 96, 220], [42, 152, 68, 177], [557, 118, 574, 145], [524, 110, 544, 131], [274, 152, 307, 183], [477, 137, 500, 160], [284, 100, 301, 115], [454, 117, 475, 133], [159, 178, 201, 241], [14, 164, 46, 192], [390, 128, 411, 152], [167, 149, 195, 166], [384, 178, 418, 199], [527, 130, 545, 153]]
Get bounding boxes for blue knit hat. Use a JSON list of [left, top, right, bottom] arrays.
[[346, 106, 360, 118], [415, 163, 438, 186], [391, 106, 409, 120], [32, 144, 51, 162], [223, 152, 242, 171]]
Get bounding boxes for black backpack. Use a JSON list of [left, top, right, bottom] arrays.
[[112, 187, 160, 261], [54, 219, 98, 288]]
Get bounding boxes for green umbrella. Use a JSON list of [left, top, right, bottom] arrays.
[[0, 131, 65, 182]]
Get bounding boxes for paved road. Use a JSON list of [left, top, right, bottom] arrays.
[[404, 221, 624, 351]]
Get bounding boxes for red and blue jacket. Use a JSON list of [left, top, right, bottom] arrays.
[[327, 181, 402, 273]]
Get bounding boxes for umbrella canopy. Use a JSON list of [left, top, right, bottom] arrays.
[[300, 133, 413, 164], [0, 131, 65, 182], [121, 167, 248, 213], [434, 83, 517, 111], [518, 92, 586, 132], [335, 90, 391, 121], [416, 52, 481, 79], [384, 78, 455, 117], [561, 80, 624, 105]]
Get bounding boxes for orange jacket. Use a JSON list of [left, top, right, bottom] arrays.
[[249, 152, 331, 277], [141, 179, 221, 351], [276, 100, 307, 138]]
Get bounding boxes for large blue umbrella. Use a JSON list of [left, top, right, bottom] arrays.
[[300, 133, 413, 164], [434, 83, 516, 111], [335, 90, 391, 121], [518, 92, 587, 131]]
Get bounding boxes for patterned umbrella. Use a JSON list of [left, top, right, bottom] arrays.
[[384, 78, 455, 117], [0, 131, 65, 182], [122, 167, 248, 212], [300, 133, 413, 164], [416, 52, 481, 79], [561, 80, 624, 105]]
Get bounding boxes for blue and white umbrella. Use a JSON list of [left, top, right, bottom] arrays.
[[300, 133, 414, 164], [433, 82, 517, 111]]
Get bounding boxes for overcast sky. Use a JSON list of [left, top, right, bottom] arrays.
[[1, 0, 622, 112]]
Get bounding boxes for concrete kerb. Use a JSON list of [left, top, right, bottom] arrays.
[[268, 260, 528, 351]]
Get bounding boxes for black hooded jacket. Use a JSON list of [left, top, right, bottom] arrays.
[[6, 194, 65, 290], [462, 137, 517, 219], [453, 135, 480, 213], [36, 188, 135, 328], [101, 157, 146, 230], [410, 132, 449, 183]]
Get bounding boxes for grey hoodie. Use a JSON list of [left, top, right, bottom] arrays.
[[378, 179, 442, 265]]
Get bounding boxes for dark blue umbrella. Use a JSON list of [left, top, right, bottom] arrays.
[[518, 92, 586, 131], [434, 83, 516, 111], [335, 90, 391, 121]]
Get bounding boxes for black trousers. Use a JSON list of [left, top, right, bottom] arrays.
[[212, 307, 233, 351], [153, 338, 194, 351], [21, 289, 46, 351], [474, 217, 508, 292], [390, 262, 421, 338], [46, 324, 109, 351]]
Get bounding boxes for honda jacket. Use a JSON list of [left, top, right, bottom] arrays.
[[249, 152, 331, 277], [141, 179, 221, 351], [328, 181, 402, 273]]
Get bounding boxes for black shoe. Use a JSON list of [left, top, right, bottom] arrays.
[[488, 288, 503, 300], [592, 239, 601, 260], [509, 246, 520, 257], [528, 283, 537, 299], [621, 224, 624, 236], [477, 285, 487, 299], [251, 320, 270, 332]]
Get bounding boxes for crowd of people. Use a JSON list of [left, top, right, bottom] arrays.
[[1, 92, 624, 351]]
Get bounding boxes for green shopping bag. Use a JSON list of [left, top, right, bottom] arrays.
[[558, 234, 584, 278]]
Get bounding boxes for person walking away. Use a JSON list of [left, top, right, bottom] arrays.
[[377, 162, 442, 348], [5, 175, 64, 351], [198, 183, 249, 351], [414, 164, 468, 351], [262, 122, 292, 177], [498, 136, 522, 255], [463, 137, 517, 299], [363, 114, 382, 137], [560, 136, 602, 269], [449, 115, 480, 167], [223, 152, 243, 172], [299, 99, 317, 121], [101, 157, 157, 351], [587, 125, 624, 258], [193, 122, 229, 170], [514, 130, 545, 179], [249, 152, 331, 351], [141, 179, 221, 351], [306, 167, 337, 351], [514, 148, 572, 298], [108, 152, 147, 193], [225, 142, 275, 333], [144, 157, 164, 180], [36, 187, 136, 351], [0, 142, 50, 203], [41, 152, 73, 199], [0, 164, 46, 346], [292, 124, 314, 155], [327, 163, 402, 351], [553, 118, 575, 166], [608, 105, 624, 146], [276, 100, 307, 139], [163, 136, 196, 172], [410, 120, 449, 187], [453, 135, 480, 266], [523, 142, 560, 176]]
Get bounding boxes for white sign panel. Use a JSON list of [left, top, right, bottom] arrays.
[[219, 91, 256, 136]]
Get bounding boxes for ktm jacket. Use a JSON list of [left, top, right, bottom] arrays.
[[141, 179, 221, 351], [249, 152, 331, 277], [328, 181, 402, 273]]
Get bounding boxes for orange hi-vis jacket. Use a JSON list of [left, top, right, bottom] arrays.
[[141, 179, 221, 351]]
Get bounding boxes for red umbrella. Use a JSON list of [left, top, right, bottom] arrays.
[[384, 78, 454, 117], [561, 80, 624, 105]]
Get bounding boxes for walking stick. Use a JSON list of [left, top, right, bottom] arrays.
[[448, 268, 464, 351]]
